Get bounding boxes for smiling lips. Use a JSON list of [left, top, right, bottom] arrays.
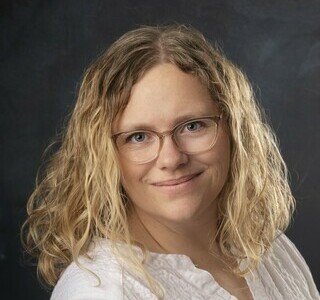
[[152, 172, 202, 186]]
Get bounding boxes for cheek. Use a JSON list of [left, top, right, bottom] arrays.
[[221, 140, 231, 174], [204, 152, 230, 187], [219, 124, 231, 165], [208, 129, 231, 182], [119, 159, 149, 198], [220, 144, 231, 182]]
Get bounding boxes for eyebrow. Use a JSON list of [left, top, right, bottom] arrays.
[[116, 112, 215, 133]]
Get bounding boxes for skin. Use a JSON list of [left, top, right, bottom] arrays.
[[113, 63, 253, 300]]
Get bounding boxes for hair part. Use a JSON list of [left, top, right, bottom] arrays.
[[22, 24, 295, 298]]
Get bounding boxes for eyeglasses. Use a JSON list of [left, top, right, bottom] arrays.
[[112, 114, 223, 164]]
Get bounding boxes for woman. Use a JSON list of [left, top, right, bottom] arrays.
[[22, 24, 319, 299]]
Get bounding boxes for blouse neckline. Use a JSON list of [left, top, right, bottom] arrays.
[[95, 238, 254, 299]]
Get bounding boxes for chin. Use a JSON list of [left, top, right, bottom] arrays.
[[153, 195, 214, 225]]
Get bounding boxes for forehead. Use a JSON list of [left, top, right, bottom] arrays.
[[113, 63, 219, 132]]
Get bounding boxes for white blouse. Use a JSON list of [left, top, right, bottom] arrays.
[[51, 234, 319, 299]]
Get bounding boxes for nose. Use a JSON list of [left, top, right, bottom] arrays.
[[155, 135, 188, 170]]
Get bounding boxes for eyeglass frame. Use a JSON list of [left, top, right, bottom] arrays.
[[111, 113, 223, 164]]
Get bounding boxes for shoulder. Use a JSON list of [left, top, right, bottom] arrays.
[[258, 233, 319, 299], [268, 233, 314, 277], [50, 239, 123, 300]]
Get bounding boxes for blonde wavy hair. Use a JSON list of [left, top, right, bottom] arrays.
[[22, 24, 295, 296]]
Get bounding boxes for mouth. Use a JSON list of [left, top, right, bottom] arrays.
[[152, 172, 203, 187]]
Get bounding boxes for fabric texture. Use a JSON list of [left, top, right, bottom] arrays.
[[51, 234, 319, 299]]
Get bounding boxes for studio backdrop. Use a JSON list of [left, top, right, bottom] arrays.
[[1, 1, 319, 298]]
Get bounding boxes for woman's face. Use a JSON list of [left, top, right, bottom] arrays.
[[113, 63, 231, 226]]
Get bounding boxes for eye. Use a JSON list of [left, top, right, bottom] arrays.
[[184, 121, 203, 132], [186, 122, 200, 131], [127, 132, 147, 143]]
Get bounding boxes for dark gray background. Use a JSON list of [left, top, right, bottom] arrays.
[[1, 0, 319, 298]]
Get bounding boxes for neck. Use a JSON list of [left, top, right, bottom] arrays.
[[128, 206, 221, 262]]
